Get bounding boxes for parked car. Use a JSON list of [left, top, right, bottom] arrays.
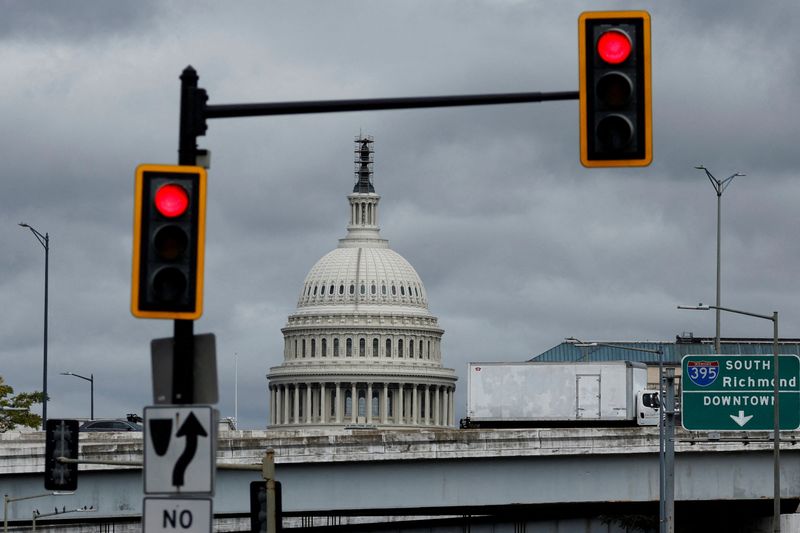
[[79, 419, 143, 432]]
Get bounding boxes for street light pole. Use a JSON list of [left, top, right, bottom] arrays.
[[4, 492, 66, 533], [60, 372, 94, 420], [694, 166, 745, 353], [565, 337, 673, 532], [18, 223, 49, 428], [678, 304, 780, 532]]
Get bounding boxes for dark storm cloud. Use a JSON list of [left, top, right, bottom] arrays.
[[0, 0, 162, 42]]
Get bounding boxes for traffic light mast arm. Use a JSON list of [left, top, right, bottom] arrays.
[[203, 91, 579, 120]]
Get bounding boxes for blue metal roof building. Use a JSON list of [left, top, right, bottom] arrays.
[[531, 334, 800, 365]]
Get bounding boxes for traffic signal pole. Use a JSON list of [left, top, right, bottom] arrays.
[[173, 65, 580, 402], [172, 67, 203, 405]]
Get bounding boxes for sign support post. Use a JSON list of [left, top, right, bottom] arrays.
[[678, 304, 785, 533]]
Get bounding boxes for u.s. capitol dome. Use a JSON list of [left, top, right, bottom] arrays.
[[267, 136, 457, 429]]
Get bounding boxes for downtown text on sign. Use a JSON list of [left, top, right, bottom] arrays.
[[681, 354, 800, 431]]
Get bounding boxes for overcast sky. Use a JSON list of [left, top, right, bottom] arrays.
[[2, 1, 799, 429]]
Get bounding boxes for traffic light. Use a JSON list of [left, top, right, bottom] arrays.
[[45, 419, 79, 491], [250, 480, 282, 532], [579, 11, 652, 167], [132, 164, 207, 319]]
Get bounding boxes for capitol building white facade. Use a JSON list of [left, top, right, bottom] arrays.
[[267, 136, 457, 429]]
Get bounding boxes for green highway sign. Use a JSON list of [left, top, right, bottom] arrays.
[[681, 354, 800, 431]]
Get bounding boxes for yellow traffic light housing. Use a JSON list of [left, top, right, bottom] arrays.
[[132, 164, 207, 319], [579, 11, 652, 167]]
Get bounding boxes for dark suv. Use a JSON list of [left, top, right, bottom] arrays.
[[79, 419, 143, 432]]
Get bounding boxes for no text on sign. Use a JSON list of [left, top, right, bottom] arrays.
[[144, 406, 216, 495], [681, 354, 800, 431], [144, 497, 212, 533]]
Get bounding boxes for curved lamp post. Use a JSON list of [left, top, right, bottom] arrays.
[[60, 372, 94, 420], [566, 337, 674, 533], [679, 303, 780, 533], [18, 223, 49, 428]]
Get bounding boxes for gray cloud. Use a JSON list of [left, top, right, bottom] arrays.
[[2, 0, 799, 429], [0, 1, 162, 42]]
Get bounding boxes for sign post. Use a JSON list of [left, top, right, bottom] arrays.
[[681, 354, 800, 431]]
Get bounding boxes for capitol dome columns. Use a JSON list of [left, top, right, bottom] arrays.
[[268, 380, 455, 428]]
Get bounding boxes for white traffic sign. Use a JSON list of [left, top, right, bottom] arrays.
[[144, 406, 216, 495], [143, 497, 212, 532]]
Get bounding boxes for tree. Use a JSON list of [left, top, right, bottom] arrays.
[[0, 375, 45, 431]]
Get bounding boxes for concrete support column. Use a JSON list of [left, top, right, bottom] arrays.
[[335, 383, 342, 423], [382, 383, 389, 424], [320, 383, 327, 424], [351, 382, 357, 423], [306, 383, 312, 424], [412, 385, 418, 425], [367, 382, 373, 424]]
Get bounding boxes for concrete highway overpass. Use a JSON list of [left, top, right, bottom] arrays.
[[2, 426, 800, 531]]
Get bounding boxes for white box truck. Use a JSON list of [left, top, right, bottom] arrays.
[[462, 361, 659, 428]]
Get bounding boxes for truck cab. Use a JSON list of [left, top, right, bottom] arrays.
[[636, 390, 660, 426]]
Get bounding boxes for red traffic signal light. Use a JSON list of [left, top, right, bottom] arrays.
[[154, 184, 190, 218], [132, 164, 206, 319], [596, 30, 632, 64], [579, 11, 652, 167]]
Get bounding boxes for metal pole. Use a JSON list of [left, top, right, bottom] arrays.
[[715, 191, 721, 354], [664, 368, 676, 533], [773, 311, 780, 533], [19, 224, 49, 427], [678, 304, 778, 531], [659, 354, 665, 533], [204, 90, 580, 119], [171, 66, 200, 405], [263, 449, 276, 533], [235, 354, 238, 429], [4, 492, 63, 532], [60, 372, 94, 421], [43, 232, 48, 428], [695, 167, 744, 353], [564, 338, 668, 526], [90, 374, 94, 421]]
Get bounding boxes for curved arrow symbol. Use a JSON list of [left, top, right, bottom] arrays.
[[730, 410, 753, 427], [172, 412, 208, 488]]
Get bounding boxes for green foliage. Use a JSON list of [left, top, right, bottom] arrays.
[[0, 375, 45, 431]]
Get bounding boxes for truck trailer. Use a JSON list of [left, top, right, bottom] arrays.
[[462, 360, 659, 428]]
